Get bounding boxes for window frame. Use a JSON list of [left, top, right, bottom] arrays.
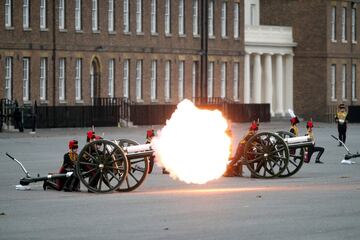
[[5, 57, 12, 100], [40, 0, 47, 30], [192, 0, 199, 36], [108, 0, 115, 32], [178, 61, 185, 100], [331, 64, 337, 101], [136, 0, 143, 33], [123, 0, 130, 32], [233, 62, 239, 100], [75, 0, 82, 31], [151, 0, 157, 34], [40, 58, 47, 101], [208, 62, 214, 98], [123, 59, 130, 98], [135, 60, 143, 100], [75, 59, 82, 101], [23, 57, 30, 101], [221, 1, 227, 38], [178, 0, 185, 35], [59, 58, 66, 101], [208, 0, 214, 37], [23, 0, 30, 29], [108, 59, 115, 98], [165, 60, 171, 101], [352, 7, 357, 43], [92, 0, 99, 31], [151, 60, 157, 101], [220, 62, 227, 98], [352, 64, 357, 101], [342, 7, 347, 42], [342, 64, 347, 100], [234, 3, 239, 39], [5, 0, 12, 28]]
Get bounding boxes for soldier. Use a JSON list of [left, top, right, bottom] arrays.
[[146, 129, 155, 174], [43, 140, 80, 191], [86, 130, 96, 143], [224, 120, 259, 177], [335, 104, 348, 146], [304, 120, 324, 164]]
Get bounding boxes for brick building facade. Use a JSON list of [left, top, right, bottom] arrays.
[[260, 0, 360, 121], [0, 0, 245, 107]]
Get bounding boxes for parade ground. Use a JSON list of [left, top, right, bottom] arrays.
[[1, 121, 360, 240]]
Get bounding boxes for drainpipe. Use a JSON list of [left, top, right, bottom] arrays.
[[200, 0, 208, 104], [52, 0, 56, 107]]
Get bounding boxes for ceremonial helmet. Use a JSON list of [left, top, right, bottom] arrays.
[[288, 109, 299, 125], [249, 119, 259, 131], [306, 120, 314, 129], [68, 140, 79, 149], [146, 129, 155, 138], [86, 130, 95, 141], [338, 103, 346, 109]]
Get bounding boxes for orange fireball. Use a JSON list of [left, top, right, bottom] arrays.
[[151, 99, 231, 184]]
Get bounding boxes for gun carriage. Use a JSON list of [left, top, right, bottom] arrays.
[[7, 138, 153, 193], [240, 131, 312, 178]]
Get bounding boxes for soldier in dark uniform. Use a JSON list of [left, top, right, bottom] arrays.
[[43, 140, 80, 191], [335, 104, 348, 146], [146, 129, 155, 174], [304, 120, 324, 164], [224, 121, 259, 177]]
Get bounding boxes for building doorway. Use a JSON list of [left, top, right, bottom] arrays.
[[90, 58, 101, 104]]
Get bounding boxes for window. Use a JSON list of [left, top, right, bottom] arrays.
[[123, 59, 129, 98], [151, 0, 157, 34], [221, 63, 226, 98], [331, 6, 336, 41], [165, 60, 171, 100], [178, 61, 184, 100], [250, 4, 256, 25], [208, 0, 214, 37], [108, 59, 115, 98], [352, 7, 357, 43], [234, 3, 239, 39], [192, 0, 199, 36], [165, 0, 171, 34], [208, 62, 214, 98], [75, 59, 82, 100], [221, 2, 227, 38], [59, 0, 65, 30], [331, 64, 336, 100], [5, 57, 12, 100], [151, 60, 157, 101], [40, 0, 47, 29], [40, 58, 47, 100], [123, 0, 129, 32], [92, 0, 98, 31], [23, 0, 30, 29], [136, 0, 142, 33], [352, 64, 357, 100], [108, 0, 114, 32], [342, 7, 347, 42], [192, 62, 198, 99], [23, 58, 30, 101], [75, 0, 82, 31], [233, 63, 239, 100], [59, 58, 66, 101], [136, 60, 142, 100], [342, 64, 347, 100], [5, 0, 12, 28], [178, 0, 185, 35]]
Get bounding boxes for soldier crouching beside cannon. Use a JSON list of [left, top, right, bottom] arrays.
[[43, 140, 80, 191]]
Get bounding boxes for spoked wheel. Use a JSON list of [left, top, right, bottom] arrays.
[[115, 139, 149, 192], [244, 132, 289, 178], [276, 131, 305, 178], [76, 140, 128, 193]]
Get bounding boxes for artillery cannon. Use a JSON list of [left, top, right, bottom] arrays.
[[240, 131, 312, 178], [7, 138, 154, 193]]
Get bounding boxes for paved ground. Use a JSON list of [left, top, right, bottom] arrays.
[[1, 121, 360, 240]]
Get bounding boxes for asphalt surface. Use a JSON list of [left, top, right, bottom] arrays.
[[1, 121, 360, 240]]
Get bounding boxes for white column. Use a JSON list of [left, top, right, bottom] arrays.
[[253, 53, 262, 103], [264, 53, 273, 115], [244, 53, 250, 103], [275, 54, 284, 116], [285, 54, 294, 113]]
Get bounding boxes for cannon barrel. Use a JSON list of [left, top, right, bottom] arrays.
[[123, 144, 154, 160], [283, 136, 313, 149], [19, 172, 73, 185]]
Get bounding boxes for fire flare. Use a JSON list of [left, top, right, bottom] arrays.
[[152, 99, 231, 184]]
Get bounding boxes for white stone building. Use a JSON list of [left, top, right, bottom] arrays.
[[244, 0, 297, 116]]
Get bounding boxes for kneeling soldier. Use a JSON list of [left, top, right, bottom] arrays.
[[43, 140, 80, 191]]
